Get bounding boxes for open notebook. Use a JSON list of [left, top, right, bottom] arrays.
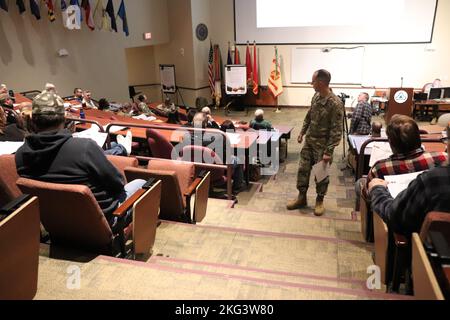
[[384, 171, 425, 199]]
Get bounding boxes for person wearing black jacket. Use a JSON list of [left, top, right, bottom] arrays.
[[369, 125, 450, 235], [15, 91, 145, 227]]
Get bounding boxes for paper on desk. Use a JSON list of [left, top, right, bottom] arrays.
[[312, 161, 331, 183], [73, 127, 108, 148], [384, 171, 425, 199], [133, 114, 157, 121], [0, 141, 24, 155], [103, 125, 127, 133], [369, 142, 392, 167], [226, 132, 241, 145]]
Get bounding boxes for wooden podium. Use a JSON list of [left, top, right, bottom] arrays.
[[385, 88, 414, 123]]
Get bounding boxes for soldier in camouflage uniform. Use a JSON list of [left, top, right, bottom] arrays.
[[287, 70, 344, 216]]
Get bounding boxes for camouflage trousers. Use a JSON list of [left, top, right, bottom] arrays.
[[296, 143, 330, 199]]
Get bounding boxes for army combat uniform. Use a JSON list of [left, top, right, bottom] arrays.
[[297, 92, 344, 200]]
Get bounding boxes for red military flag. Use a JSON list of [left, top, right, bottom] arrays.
[[268, 46, 284, 98], [252, 41, 259, 95], [82, 0, 95, 30], [45, 0, 56, 22], [245, 42, 252, 86], [234, 44, 240, 64]]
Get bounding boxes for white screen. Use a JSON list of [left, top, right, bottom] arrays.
[[235, 0, 437, 44]]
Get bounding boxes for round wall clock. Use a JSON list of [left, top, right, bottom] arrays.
[[196, 23, 208, 41]]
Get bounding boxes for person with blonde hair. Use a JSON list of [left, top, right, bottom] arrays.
[[250, 109, 273, 131]]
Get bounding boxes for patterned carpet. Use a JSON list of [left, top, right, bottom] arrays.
[[34, 108, 406, 300]]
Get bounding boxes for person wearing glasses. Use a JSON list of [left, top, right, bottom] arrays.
[[368, 123, 450, 235]]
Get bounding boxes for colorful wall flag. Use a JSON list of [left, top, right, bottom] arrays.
[[106, 0, 117, 32], [30, 0, 41, 20], [81, 0, 95, 30], [16, 0, 26, 14], [227, 42, 233, 65], [208, 42, 215, 98], [117, 0, 129, 36], [213, 44, 223, 104], [245, 42, 252, 86], [93, 0, 109, 31], [268, 47, 284, 98], [45, 0, 56, 22], [70, 0, 82, 22], [252, 42, 259, 95], [234, 44, 240, 65], [0, 0, 8, 12]]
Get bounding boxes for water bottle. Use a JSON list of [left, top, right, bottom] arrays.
[[80, 109, 86, 119]]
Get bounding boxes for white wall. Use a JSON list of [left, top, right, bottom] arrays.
[[210, 0, 450, 106], [0, 0, 169, 102]]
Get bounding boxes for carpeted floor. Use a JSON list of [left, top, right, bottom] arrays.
[[35, 107, 407, 300]]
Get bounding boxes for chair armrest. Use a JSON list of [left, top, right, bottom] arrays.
[[394, 233, 409, 247], [112, 189, 146, 218], [184, 171, 209, 197]]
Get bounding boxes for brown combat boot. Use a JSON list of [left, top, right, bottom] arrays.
[[286, 193, 307, 210], [314, 199, 325, 216]]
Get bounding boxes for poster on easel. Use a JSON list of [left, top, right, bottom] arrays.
[[160, 64, 176, 93], [225, 65, 247, 95]]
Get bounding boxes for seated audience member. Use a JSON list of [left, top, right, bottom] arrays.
[[250, 109, 273, 131], [369, 124, 450, 235], [183, 112, 216, 147], [117, 103, 135, 117], [349, 93, 372, 135], [0, 93, 22, 126], [72, 88, 83, 102], [0, 106, 27, 142], [201, 106, 220, 129], [356, 115, 448, 207], [0, 84, 7, 95], [371, 121, 383, 138], [82, 91, 98, 109], [182, 109, 198, 128], [167, 109, 181, 125], [98, 98, 112, 111], [137, 95, 155, 116], [154, 97, 177, 118], [15, 91, 145, 227], [219, 120, 246, 193]]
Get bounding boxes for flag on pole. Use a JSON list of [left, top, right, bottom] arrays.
[[81, 0, 95, 30], [252, 41, 259, 95], [214, 44, 223, 105], [234, 44, 240, 65], [208, 41, 215, 98], [268, 46, 284, 98], [105, 0, 117, 32], [70, 0, 82, 22], [245, 42, 252, 86], [45, 0, 56, 22], [117, 0, 129, 36], [0, 0, 8, 12], [227, 42, 233, 65], [17, 0, 26, 14], [30, 0, 41, 20], [61, 0, 68, 27], [93, 0, 109, 31]]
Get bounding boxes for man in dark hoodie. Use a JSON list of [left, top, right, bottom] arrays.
[[15, 91, 145, 227]]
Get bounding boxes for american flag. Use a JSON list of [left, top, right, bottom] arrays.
[[208, 42, 215, 97]]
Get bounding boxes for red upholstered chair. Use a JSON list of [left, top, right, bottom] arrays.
[[146, 128, 175, 160], [106, 155, 139, 182], [0, 196, 40, 300], [125, 158, 210, 224], [16, 178, 162, 258], [0, 155, 21, 207], [180, 145, 228, 188]]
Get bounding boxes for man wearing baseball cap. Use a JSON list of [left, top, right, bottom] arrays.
[[15, 91, 145, 227]]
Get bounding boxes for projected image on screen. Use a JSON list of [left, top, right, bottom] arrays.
[[257, 0, 404, 28], [235, 0, 437, 44]]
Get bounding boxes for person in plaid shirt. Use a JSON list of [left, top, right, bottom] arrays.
[[365, 115, 448, 188], [368, 124, 450, 235], [350, 93, 372, 135]]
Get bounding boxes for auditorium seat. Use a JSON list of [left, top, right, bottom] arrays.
[[0, 155, 21, 207], [125, 158, 210, 224], [16, 178, 161, 259], [0, 196, 40, 300], [146, 128, 174, 159]]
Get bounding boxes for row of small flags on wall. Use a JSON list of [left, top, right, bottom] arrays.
[[0, 0, 129, 36], [209, 41, 283, 105]]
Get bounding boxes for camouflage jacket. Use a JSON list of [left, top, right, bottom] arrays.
[[300, 92, 344, 157]]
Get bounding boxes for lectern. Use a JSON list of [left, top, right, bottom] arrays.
[[385, 88, 414, 123]]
